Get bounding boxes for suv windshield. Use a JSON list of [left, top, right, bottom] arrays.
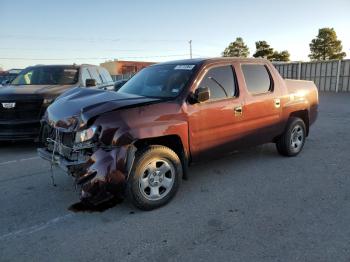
[[12, 66, 79, 85], [118, 64, 196, 98]]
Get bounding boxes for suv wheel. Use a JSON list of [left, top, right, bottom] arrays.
[[276, 117, 306, 157], [127, 145, 182, 210]]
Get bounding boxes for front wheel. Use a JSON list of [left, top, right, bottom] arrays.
[[276, 117, 306, 157], [127, 145, 182, 210]]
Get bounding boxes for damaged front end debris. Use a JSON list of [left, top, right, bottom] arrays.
[[38, 121, 135, 205], [37, 63, 195, 210]]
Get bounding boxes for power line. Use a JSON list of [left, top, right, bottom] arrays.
[[0, 47, 188, 53], [0, 34, 187, 43], [0, 47, 145, 52], [0, 34, 224, 49], [0, 54, 190, 61], [0, 57, 110, 61]]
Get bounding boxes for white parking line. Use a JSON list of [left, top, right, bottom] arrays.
[[0, 156, 40, 166], [0, 160, 17, 166], [19, 156, 40, 162], [0, 214, 74, 241]]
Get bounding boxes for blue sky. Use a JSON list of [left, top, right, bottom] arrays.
[[0, 0, 349, 69]]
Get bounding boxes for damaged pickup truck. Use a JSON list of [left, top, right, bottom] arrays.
[[38, 58, 318, 210]]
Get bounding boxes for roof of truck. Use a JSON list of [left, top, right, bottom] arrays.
[[156, 57, 269, 66], [29, 64, 101, 69]]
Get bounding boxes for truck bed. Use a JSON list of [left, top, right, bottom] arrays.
[[284, 79, 319, 126], [285, 79, 317, 93]]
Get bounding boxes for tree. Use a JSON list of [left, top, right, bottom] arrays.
[[309, 28, 346, 60], [222, 37, 250, 58], [253, 41, 290, 61], [253, 41, 274, 59], [270, 50, 290, 62]]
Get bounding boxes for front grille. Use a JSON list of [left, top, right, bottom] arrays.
[[41, 123, 76, 147], [40, 123, 92, 163], [0, 97, 43, 121]]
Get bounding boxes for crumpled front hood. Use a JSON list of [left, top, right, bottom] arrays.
[[46, 87, 160, 130]]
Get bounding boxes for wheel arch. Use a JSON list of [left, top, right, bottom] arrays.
[[289, 110, 310, 136], [133, 135, 189, 179]]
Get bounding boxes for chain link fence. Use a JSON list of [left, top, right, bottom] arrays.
[[273, 59, 350, 92], [111, 73, 134, 82], [111, 60, 350, 92]]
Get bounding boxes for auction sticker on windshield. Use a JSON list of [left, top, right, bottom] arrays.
[[174, 65, 195, 70]]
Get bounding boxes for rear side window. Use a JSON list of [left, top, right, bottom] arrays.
[[81, 68, 92, 86], [241, 64, 272, 94], [87, 67, 102, 84], [98, 67, 113, 83], [199, 65, 237, 100]]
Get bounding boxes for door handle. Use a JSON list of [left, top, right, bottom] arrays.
[[234, 106, 243, 116], [274, 98, 281, 108]]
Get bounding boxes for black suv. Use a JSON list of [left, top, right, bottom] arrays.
[[0, 64, 114, 140]]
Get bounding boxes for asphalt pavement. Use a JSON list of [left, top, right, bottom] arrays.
[[0, 93, 350, 262]]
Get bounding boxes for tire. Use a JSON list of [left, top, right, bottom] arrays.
[[127, 145, 182, 210], [276, 117, 306, 157]]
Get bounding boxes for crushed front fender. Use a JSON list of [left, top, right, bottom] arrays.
[[78, 146, 130, 205]]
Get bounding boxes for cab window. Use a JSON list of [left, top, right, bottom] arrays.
[[98, 68, 113, 83], [241, 64, 273, 94], [81, 68, 92, 86], [87, 67, 102, 85], [198, 65, 237, 100], [12, 66, 78, 85]]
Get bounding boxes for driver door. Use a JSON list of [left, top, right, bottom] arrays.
[[187, 64, 246, 161]]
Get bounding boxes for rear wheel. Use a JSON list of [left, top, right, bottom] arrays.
[[276, 117, 306, 157], [127, 145, 182, 210]]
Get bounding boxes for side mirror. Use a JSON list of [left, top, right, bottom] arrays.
[[85, 78, 96, 87], [191, 87, 210, 103]]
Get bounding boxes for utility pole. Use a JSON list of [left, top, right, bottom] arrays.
[[189, 40, 192, 59]]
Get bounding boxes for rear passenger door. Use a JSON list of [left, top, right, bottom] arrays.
[[187, 64, 245, 160], [239, 63, 282, 144]]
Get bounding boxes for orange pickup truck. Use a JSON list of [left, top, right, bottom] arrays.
[[38, 58, 318, 210]]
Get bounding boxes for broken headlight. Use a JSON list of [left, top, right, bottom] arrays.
[[75, 126, 97, 143]]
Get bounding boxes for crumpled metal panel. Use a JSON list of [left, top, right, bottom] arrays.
[[78, 147, 129, 205]]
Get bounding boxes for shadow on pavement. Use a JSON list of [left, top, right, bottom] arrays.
[[0, 140, 38, 149], [68, 198, 124, 213]]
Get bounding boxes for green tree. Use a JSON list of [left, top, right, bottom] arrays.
[[270, 50, 290, 62], [309, 28, 346, 60], [222, 37, 250, 58], [253, 41, 274, 59]]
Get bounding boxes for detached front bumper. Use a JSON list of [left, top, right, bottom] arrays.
[[37, 147, 88, 172]]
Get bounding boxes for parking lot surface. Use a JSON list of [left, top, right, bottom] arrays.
[[0, 93, 350, 262]]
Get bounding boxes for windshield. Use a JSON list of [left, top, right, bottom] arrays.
[[118, 64, 196, 98], [11, 66, 79, 85]]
